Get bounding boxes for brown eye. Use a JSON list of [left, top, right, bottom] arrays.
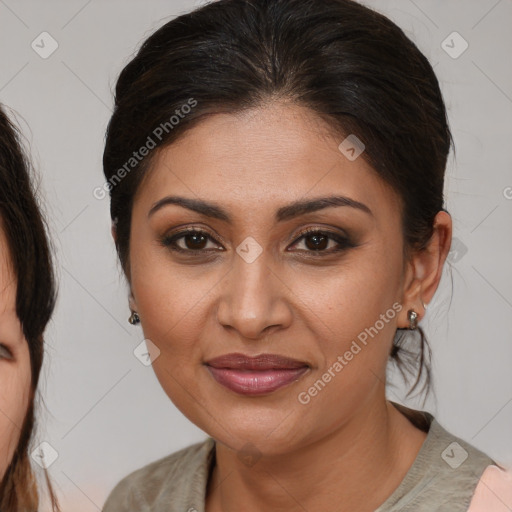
[[304, 232, 329, 251], [179, 232, 208, 250], [289, 229, 355, 254], [161, 229, 224, 254]]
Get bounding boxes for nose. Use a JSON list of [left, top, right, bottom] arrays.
[[216, 250, 293, 340]]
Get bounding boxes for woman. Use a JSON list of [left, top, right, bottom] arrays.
[[102, 0, 512, 510], [0, 105, 59, 510]]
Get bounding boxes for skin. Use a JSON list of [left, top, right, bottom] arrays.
[[0, 219, 31, 481], [125, 101, 452, 511]]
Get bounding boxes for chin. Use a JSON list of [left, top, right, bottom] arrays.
[[204, 408, 304, 452]]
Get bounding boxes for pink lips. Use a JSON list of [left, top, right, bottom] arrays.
[[205, 353, 310, 396]]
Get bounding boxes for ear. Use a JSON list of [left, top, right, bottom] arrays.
[[398, 210, 452, 328]]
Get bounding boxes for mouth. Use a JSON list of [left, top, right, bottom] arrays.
[[204, 353, 311, 396]]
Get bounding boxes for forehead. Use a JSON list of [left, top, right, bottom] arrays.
[[135, 103, 400, 221]]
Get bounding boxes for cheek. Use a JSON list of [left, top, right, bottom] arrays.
[[0, 361, 31, 479], [131, 228, 404, 361], [130, 255, 216, 399], [132, 268, 215, 350], [293, 237, 403, 343], [130, 237, 221, 348], [293, 243, 404, 412]]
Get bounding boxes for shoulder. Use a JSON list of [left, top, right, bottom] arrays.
[[102, 437, 215, 512], [416, 418, 496, 507], [379, 407, 498, 511], [467, 464, 512, 511]]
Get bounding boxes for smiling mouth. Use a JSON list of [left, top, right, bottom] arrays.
[[204, 352, 311, 396]]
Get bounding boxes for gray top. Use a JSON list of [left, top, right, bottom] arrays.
[[103, 406, 494, 511]]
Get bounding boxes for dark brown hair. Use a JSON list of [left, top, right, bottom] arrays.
[[103, 0, 454, 397], [0, 106, 59, 510]]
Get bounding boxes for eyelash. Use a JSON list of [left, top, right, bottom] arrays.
[[160, 227, 355, 257]]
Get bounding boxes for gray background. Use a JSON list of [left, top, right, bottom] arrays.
[[0, 0, 511, 510]]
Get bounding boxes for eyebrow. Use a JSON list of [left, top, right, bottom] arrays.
[[148, 194, 372, 222]]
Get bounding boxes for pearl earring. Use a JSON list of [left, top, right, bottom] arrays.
[[128, 311, 140, 325], [407, 309, 418, 330]]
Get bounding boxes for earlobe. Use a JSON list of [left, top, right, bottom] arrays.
[[128, 291, 137, 312], [127, 290, 140, 325]]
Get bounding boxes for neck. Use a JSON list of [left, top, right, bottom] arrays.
[[206, 398, 428, 512]]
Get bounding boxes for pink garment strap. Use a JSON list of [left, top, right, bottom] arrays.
[[467, 464, 512, 511]]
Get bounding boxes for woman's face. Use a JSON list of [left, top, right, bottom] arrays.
[[0, 221, 31, 479], [128, 102, 423, 454]]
